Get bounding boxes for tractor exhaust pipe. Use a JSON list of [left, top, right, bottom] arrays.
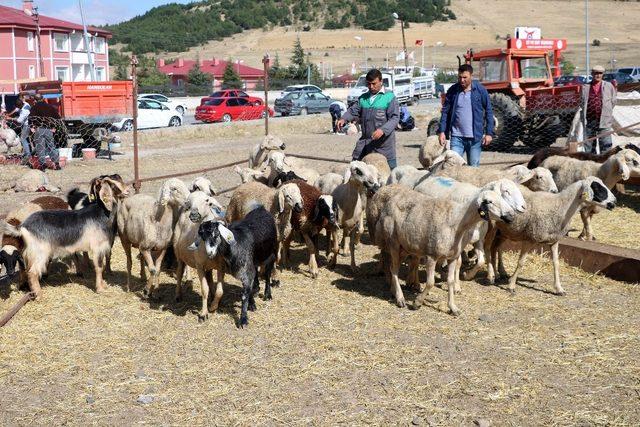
[[457, 55, 462, 67]]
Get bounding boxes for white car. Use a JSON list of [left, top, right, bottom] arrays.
[[112, 99, 182, 131], [279, 84, 322, 98], [138, 93, 188, 115]]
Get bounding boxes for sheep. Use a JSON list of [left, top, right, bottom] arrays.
[[0, 170, 60, 193], [249, 135, 286, 169], [418, 135, 446, 169], [267, 151, 320, 186], [526, 143, 640, 169], [226, 181, 303, 276], [428, 150, 467, 173], [362, 152, 391, 186], [329, 160, 380, 272], [540, 149, 640, 240], [387, 165, 430, 188], [487, 177, 616, 295], [372, 183, 518, 315], [172, 191, 226, 321], [0, 125, 20, 153], [5, 195, 70, 223], [281, 180, 337, 278], [116, 178, 190, 296], [0, 177, 129, 297], [314, 172, 343, 195], [189, 176, 217, 196], [0, 218, 24, 279], [196, 205, 278, 328], [235, 165, 270, 184], [433, 162, 559, 193]]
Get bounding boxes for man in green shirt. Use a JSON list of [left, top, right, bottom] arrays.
[[337, 69, 400, 169]]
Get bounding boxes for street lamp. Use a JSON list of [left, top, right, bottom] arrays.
[[354, 36, 367, 71], [433, 41, 443, 69], [392, 12, 409, 70]]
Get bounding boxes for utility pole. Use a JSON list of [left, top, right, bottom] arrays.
[[585, 0, 590, 75], [262, 54, 270, 136], [400, 19, 408, 70], [79, 0, 96, 81], [131, 55, 140, 193], [24, 4, 45, 77]]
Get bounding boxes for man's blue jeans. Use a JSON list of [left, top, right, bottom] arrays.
[[450, 135, 482, 167]]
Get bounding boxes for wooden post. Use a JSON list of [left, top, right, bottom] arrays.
[[262, 54, 270, 136], [131, 55, 141, 193]]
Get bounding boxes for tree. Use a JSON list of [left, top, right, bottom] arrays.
[[222, 61, 243, 89], [561, 60, 576, 76], [188, 62, 213, 88], [290, 36, 306, 77]]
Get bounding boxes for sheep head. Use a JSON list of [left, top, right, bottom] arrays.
[[261, 135, 286, 151], [277, 183, 303, 214], [196, 221, 235, 259], [268, 151, 287, 173], [344, 161, 380, 193], [0, 245, 23, 277], [617, 149, 640, 180], [185, 191, 225, 223], [510, 165, 558, 193], [189, 176, 217, 196], [476, 188, 517, 224], [159, 178, 190, 207], [580, 177, 616, 210], [430, 150, 467, 171], [482, 179, 526, 213], [313, 195, 337, 226]]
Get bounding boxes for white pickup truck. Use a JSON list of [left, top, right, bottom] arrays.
[[347, 71, 435, 106]]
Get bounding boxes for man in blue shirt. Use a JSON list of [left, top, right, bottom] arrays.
[[438, 64, 494, 166]]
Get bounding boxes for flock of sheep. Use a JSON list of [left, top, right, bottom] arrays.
[[1, 134, 639, 327]]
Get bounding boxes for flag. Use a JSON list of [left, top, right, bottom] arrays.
[[395, 51, 405, 61], [408, 51, 415, 61], [415, 39, 424, 46]]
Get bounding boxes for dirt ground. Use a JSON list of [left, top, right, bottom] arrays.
[[1, 114, 640, 425], [162, 0, 640, 73]]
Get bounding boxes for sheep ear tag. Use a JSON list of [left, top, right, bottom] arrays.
[[218, 224, 235, 243], [88, 193, 96, 202], [581, 191, 589, 201]]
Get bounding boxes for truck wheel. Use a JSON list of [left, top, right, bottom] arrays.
[[427, 117, 440, 136], [489, 93, 523, 151]]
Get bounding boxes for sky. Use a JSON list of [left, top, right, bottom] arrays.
[[3, 0, 193, 26]]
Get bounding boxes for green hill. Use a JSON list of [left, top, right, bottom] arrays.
[[105, 0, 455, 54]]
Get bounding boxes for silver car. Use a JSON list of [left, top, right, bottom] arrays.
[[274, 91, 332, 116]]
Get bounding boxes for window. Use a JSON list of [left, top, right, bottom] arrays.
[[27, 32, 34, 51], [28, 65, 36, 79], [477, 58, 508, 83], [203, 98, 225, 106], [94, 37, 105, 54], [95, 67, 105, 81], [226, 99, 239, 107], [55, 66, 69, 81], [70, 33, 84, 51], [238, 91, 249, 97], [236, 98, 250, 106], [54, 33, 69, 52]]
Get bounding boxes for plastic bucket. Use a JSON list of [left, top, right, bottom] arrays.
[[108, 142, 122, 150], [82, 148, 96, 160], [58, 147, 73, 160]]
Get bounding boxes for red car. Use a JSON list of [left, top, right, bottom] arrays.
[[195, 97, 274, 123], [200, 90, 263, 106]]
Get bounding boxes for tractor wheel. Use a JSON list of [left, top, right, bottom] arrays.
[[489, 93, 523, 151], [427, 117, 440, 136]]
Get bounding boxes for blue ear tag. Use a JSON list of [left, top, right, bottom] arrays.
[[435, 177, 454, 187]]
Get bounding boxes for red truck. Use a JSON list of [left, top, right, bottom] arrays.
[[19, 80, 133, 154]]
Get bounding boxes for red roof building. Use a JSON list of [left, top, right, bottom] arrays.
[[0, 1, 112, 93], [157, 58, 265, 89]]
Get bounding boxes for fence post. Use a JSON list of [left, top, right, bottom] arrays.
[[262, 54, 270, 136], [131, 55, 141, 193]]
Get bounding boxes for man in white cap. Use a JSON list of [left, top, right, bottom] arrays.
[[581, 65, 616, 153]]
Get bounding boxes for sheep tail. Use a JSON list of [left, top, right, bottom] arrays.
[[0, 220, 21, 238]]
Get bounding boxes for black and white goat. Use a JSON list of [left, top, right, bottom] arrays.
[[67, 174, 124, 210], [196, 205, 277, 328], [0, 177, 129, 296]]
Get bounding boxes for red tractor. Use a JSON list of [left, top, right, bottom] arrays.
[[428, 38, 581, 150]]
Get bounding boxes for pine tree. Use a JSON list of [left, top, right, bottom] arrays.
[[222, 61, 243, 89], [290, 36, 306, 77], [187, 62, 213, 87]]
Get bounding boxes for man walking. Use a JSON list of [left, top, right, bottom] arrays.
[[6, 98, 31, 162], [329, 99, 347, 134], [337, 68, 400, 169], [29, 93, 61, 170], [438, 64, 494, 166], [581, 65, 616, 153]]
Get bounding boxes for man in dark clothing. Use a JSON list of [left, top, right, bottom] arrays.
[[337, 68, 400, 169], [581, 65, 616, 153], [29, 93, 61, 170], [438, 64, 494, 166]]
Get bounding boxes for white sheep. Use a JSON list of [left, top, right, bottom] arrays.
[[329, 160, 380, 272], [428, 150, 467, 173], [418, 135, 446, 169], [540, 149, 640, 240], [314, 172, 344, 195], [362, 152, 391, 187], [189, 176, 217, 196], [249, 135, 286, 169], [0, 123, 21, 153], [116, 178, 190, 296], [172, 191, 226, 321], [234, 165, 269, 184], [267, 151, 320, 185], [387, 165, 430, 188], [0, 170, 60, 193], [488, 177, 616, 295], [372, 183, 519, 315]]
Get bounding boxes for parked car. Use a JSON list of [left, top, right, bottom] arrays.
[[617, 67, 640, 82], [274, 91, 332, 116], [206, 90, 263, 105], [112, 99, 182, 131], [604, 72, 637, 92], [553, 75, 590, 87], [279, 84, 322, 97], [138, 93, 188, 115], [195, 97, 274, 123]]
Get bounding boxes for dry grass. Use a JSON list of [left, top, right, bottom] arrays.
[[1, 115, 640, 424]]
